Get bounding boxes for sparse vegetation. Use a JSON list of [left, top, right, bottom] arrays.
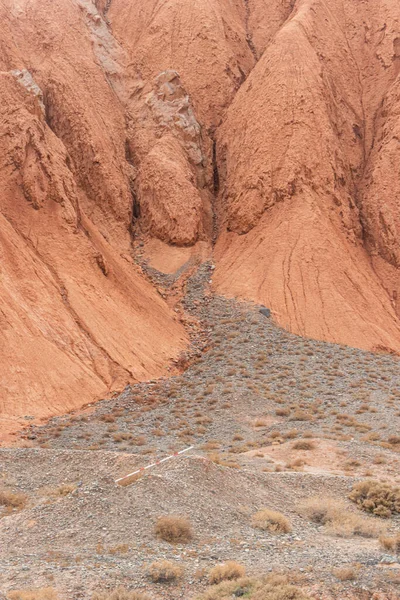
[[251, 509, 292, 534], [292, 440, 315, 451], [155, 515, 193, 543], [0, 489, 27, 512], [92, 587, 150, 600], [148, 560, 183, 582], [7, 589, 58, 600], [198, 573, 310, 600], [349, 480, 400, 518], [299, 497, 386, 538], [379, 533, 400, 553], [208, 561, 246, 584], [332, 566, 359, 581]]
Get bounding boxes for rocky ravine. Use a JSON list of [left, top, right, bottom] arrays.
[[1, 0, 400, 434]]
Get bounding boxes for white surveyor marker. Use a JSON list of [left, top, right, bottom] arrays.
[[115, 445, 194, 485]]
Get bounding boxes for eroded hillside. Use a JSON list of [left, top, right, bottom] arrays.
[[1, 0, 400, 434]]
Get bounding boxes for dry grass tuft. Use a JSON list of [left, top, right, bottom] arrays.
[[46, 484, 76, 497], [198, 573, 310, 600], [108, 543, 129, 555], [208, 561, 246, 584], [92, 587, 150, 600], [388, 435, 400, 446], [349, 480, 400, 518], [254, 418, 269, 428], [290, 410, 313, 422], [251, 509, 292, 534], [285, 458, 305, 471], [332, 567, 358, 581], [275, 408, 290, 417], [148, 560, 183, 582], [208, 453, 240, 469], [299, 497, 386, 538], [8, 589, 58, 600], [292, 440, 315, 451], [379, 533, 400, 553], [0, 489, 27, 512], [155, 515, 193, 543]]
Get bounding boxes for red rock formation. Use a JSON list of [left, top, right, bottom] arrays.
[[126, 70, 213, 245], [1, 0, 400, 435], [213, 0, 400, 351], [0, 0, 187, 439], [109, 0, 255, 127]]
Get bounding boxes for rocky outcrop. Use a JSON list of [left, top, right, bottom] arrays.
[[127, 70, 212, 245]]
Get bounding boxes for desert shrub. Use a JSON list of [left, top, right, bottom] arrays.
[[46, 484, 75, 497], [155, 515, 193, 543], [286, 458, 305, 470], [0, 489, 27, 511], [148, 560, 183, 582], [388, 436, 400, 445], [379, 533, 400, 553], [299, 498, 338, 525], [299, 497, 385, 538], [332, 567, 358, 581], [292, 440, 315, 451], [289, 410, 313, 422], [349, 480, 400, 518], [252, 509, 292, 534], [284, 430, 299, 440], [198, 573, 310, 600], [92, 588, 150, 600], [208, 561, 246, 584], [208, 453, 240, 469], [108, 543, 129, 555], [343, 459, 361, 470], [275, 408, 290, 417], [8, 589, 58, 600], [252, 581, 309, 600], [100, 414, 115, 423]]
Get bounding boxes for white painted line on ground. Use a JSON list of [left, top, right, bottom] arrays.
[[115, 445, 195, 485]]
